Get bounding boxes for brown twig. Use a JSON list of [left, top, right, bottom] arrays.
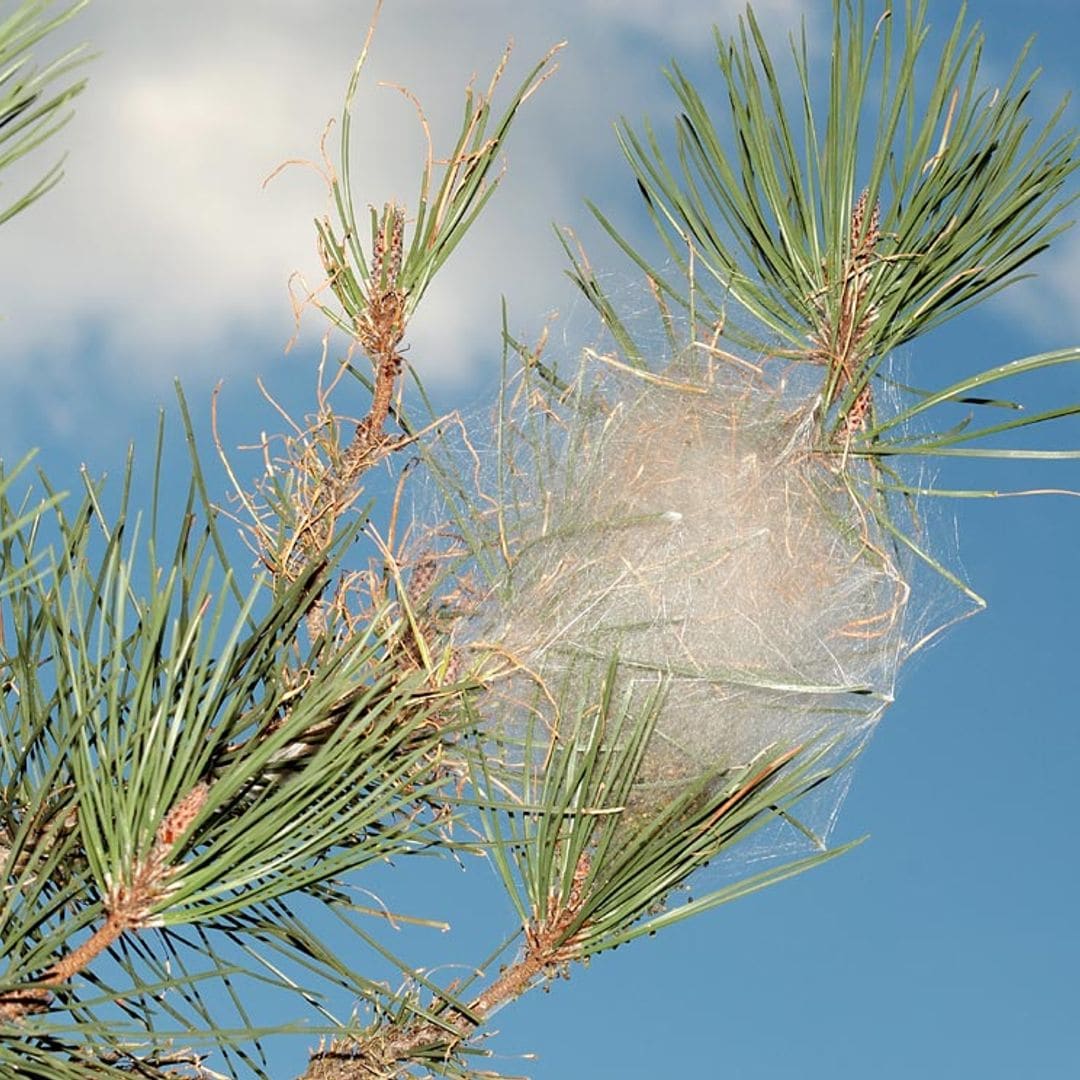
[[809, 188, 882, 435], [302, 852, 593, 1078], [0, 783, 209, 1022]]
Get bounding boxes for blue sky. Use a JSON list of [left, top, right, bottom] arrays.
[[2, 1, 1078, 1077]]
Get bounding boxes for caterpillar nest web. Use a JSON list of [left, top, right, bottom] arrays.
[[446, 351, 911, 815]]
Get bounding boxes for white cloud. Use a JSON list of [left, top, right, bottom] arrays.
[[6, 0, 798, 453], [2, 0, 1074, 460], [4, 0, 1075, 457], [999, 225, 1080, 342]]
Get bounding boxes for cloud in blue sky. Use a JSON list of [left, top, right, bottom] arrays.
[[0, 0, 1075, 449], [1, 2, 818, 419]]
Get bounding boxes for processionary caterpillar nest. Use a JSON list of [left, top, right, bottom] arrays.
[[443, 349, 912, 826]]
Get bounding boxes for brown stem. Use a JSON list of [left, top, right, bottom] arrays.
[[299, 945, 545, 1080], [301, 853, 592, 1078], [0, 784, 207, 1023], [41, 913, 129, 986], [811, 187, 881, 436], [296, 215, 409, 640], [466, 949, 550, 1018], [0, 892, 149, 1022]]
